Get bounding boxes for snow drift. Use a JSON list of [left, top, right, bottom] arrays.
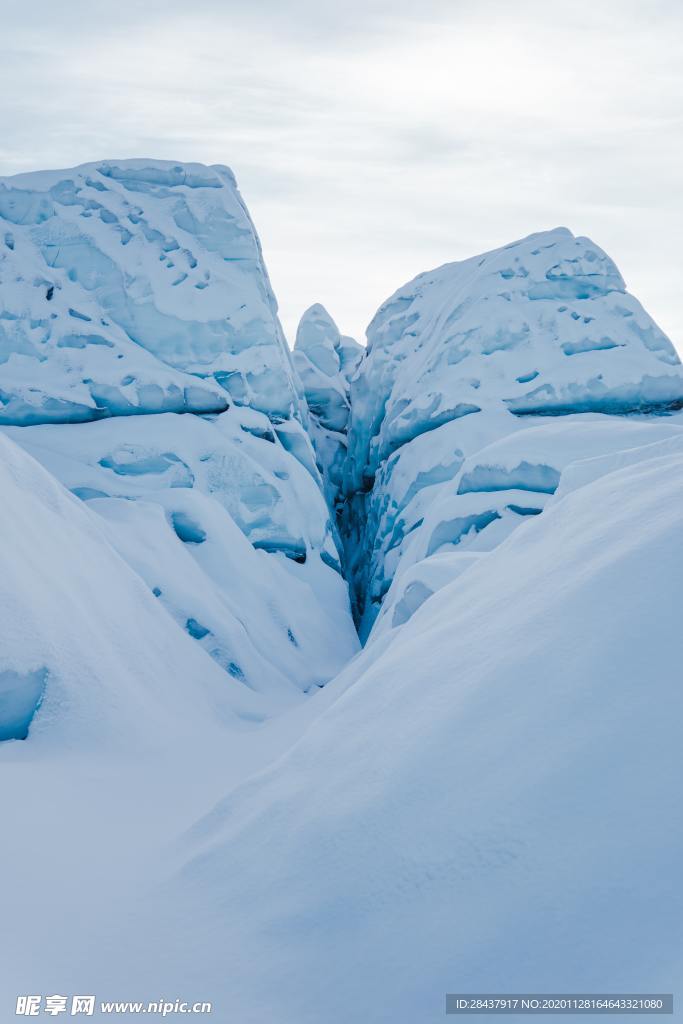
[[0, 431, 245, 748]]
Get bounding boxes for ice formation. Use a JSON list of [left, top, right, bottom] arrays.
[[293, 304, 362, 513], [0, 161, 358, 737], [340, 227, 683, 636], [0, 160, 303, 424], [5, 411, 356, 710]]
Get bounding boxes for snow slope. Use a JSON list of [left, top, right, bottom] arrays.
[[0, 423, 354, 1009], [0, 430, 253, 748], [108, 434, 683, 1022]]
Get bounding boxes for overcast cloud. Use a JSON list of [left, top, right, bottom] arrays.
[[2, 0, 681, 349]]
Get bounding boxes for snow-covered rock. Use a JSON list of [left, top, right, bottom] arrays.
[[342, 228, 683, 636], [293, 304, 362, 513], [0, 160, 303, 424]]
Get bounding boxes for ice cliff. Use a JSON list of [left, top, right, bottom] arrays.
[[0, 161, 358, 733], [0, 160, 305, 424], [339, 227, 683, 637]]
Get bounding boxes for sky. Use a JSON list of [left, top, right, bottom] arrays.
[[1, 0, 682, 350]]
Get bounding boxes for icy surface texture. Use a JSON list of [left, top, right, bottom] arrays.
[[0, 160, 303, 425], [342, 228, 683, 636], [371, 417, 683, 637], [0, 431, 261, 747], [293, 304, 362, 512], [115, 433, 683, 1020], [4, 409, 358, 709]]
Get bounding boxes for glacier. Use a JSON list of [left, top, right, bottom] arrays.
[[1, 165, 683, 1024]]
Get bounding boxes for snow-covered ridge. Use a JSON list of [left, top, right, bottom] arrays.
[[0, 159, 303, 425]]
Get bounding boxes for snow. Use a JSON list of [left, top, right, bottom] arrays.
[[371, 417, 683, 637], [32, 425, 679, 1023], [0, 430, 254, 746], [3, 409, 358, 705], [0, 417, 356, 1005], [0, 160, 303, 424]]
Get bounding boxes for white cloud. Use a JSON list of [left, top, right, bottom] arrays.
[[1, 0, 681, 349]]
